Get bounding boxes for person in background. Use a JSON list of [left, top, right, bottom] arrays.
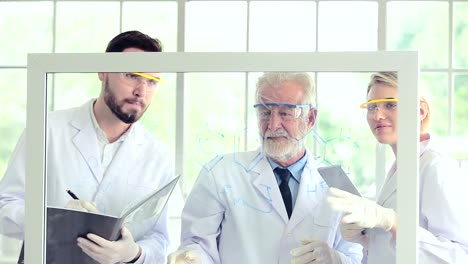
[[0, 30, 175, 264], [167, 72, 363, 264], [326, 72, 468, 263]]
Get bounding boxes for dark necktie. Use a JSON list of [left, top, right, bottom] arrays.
[[275, 167, 293, 219]]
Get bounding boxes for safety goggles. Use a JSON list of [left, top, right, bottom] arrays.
[[360, 98, 398, 117], [119, 72, 162, 91], [254, 103, 311, 121]]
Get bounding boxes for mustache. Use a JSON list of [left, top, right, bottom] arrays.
[[125, 98, 144, 105], [264, 130, 289, 138]]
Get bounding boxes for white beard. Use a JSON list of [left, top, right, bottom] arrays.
[[262, 130, 305, 163]]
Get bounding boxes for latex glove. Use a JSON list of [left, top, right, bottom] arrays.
[[167, 248, 202, 264], [77, 227, 140, 264], [327, 187, 395, 231], [290, 239, 342, 264], [340, 222, 369, 248], [65, 200, 98, 213]]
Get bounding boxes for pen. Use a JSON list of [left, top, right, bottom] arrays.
[[66, 189, 79, 200]]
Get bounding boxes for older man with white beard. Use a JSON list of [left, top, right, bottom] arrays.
[[167, 72, 363, 264]]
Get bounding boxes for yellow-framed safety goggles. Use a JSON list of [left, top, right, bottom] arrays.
[[360, 98, 398, 109], [132, 72, 162, 84]]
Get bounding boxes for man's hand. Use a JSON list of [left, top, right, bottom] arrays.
[[327, 187, 395, 231], [290, 239, 342, 264], [167, 248, 201, 264], [65, 200, 98, 213], [77, 227, 140, 264]]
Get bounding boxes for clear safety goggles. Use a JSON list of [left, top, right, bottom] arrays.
[[254, 103, 311, 121], [360, 98, 398, 117], [119, 72, 162, 91]]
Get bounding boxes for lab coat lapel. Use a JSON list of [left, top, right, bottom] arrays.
[[377, 141, 429, 206], [70, 101, 103, 182], [288, 157, 322, 229], [377, 163, 397, 206], [252, 155, 290, 223]]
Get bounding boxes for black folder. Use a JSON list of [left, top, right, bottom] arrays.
[[19, 175, 179, 264]]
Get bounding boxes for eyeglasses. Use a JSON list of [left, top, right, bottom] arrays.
[[119, 72, 161, 91], [360, 98, 398, 117], [254, 103, 311, 121]]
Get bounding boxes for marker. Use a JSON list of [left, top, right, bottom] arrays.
[[66, 189, 79, 200]]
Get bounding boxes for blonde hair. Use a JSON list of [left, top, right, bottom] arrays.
[[367, 72, 398, 93], [367, 72, 431, 133]]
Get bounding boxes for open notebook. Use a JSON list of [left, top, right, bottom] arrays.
[[19, 175, 180, 264]]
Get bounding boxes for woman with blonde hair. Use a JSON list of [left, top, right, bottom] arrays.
[[326, 72, 468, 263]]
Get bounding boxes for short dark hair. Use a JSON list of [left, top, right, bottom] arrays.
[[105, 30, 163, 52]]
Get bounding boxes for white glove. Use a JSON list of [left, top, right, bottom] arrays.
[[290, 239, 342, 264], [167, 248, 202, 264], [340, 222, 369, 248], [65, 200, 98, 213], [77, 227, 140, 264], [327, 187, 395, 231]]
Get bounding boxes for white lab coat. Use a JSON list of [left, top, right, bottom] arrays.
[[0, 100, 175, 264], [180, 151, 363, 264], [366, 138, 468, 264]]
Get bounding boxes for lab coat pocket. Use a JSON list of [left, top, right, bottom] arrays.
[[311, 210, 339, 245], [126, 177, 154, 197]]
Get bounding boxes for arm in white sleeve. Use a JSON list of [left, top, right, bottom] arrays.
[[418, 157, 468, 263], [179, 168, 225, 264], [0, 131, 26, 240], [131, 170, 176, 264], [129, 204, 171, 264]]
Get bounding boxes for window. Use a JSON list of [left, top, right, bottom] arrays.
[[1, 0, 467, 261]]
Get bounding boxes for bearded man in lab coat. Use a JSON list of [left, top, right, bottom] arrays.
[[168, 72, 363, 264], [0, 30, 175, 264]]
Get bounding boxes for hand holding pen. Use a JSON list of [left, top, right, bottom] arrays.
[[66, 189, 79, 200], [64, 190, 98, 213]]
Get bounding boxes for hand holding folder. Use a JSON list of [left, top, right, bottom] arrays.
[[77, 226, 141, 264], [45, 175, 180, 264]]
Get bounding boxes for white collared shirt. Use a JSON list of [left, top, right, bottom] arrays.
[[89, 100, 131, 176]]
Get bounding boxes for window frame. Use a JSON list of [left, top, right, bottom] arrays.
[[27, 51, 418, 263]]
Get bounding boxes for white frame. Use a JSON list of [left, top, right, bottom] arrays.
[[26, 51, 419, 263]]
